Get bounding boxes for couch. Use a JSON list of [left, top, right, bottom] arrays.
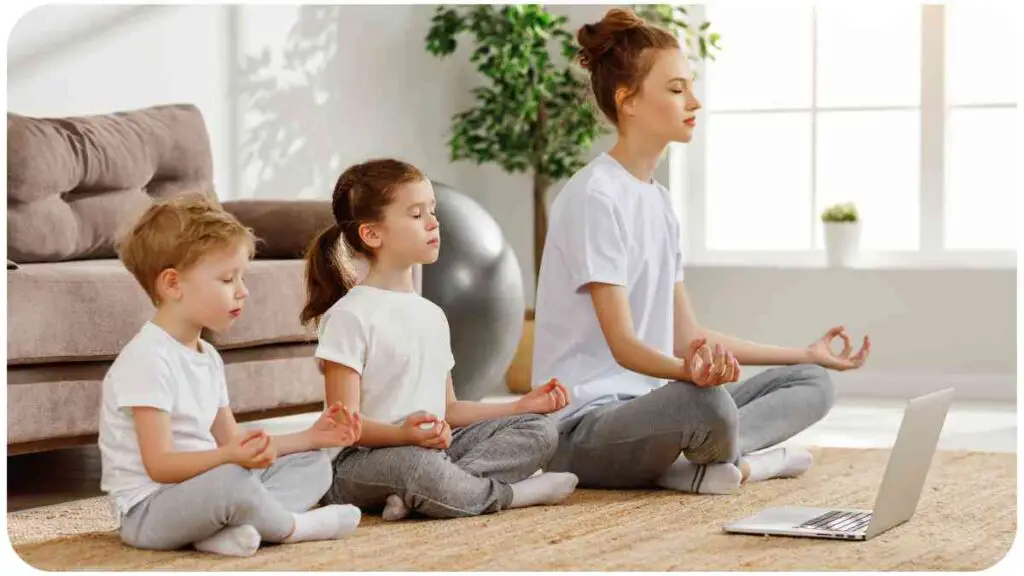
[[6, 103, 420, 454]]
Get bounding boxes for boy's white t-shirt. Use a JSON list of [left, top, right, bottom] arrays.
[[315, 285, 455, 425], [98, 322, 230, 520], [532, 152, 685, 421]]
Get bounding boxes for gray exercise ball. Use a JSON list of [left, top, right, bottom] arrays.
[[421, 181, 526, 400]]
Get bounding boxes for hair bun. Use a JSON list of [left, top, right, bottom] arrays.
[[577, 8, 646, 70]]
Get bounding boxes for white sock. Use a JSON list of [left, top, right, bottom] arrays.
[[655, 457, 742, 495], [509, 472, 578, 508], [194, 525, 260, 557], [741, 446, 814, 483], [382, 494, 410, 522], [283, 504, 361, 543]]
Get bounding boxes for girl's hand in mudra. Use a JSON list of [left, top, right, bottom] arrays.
[[309, 401, 362, 448]]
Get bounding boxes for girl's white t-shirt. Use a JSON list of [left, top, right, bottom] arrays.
[[315, 285, 455, 425], [532, 153, 685, 421]]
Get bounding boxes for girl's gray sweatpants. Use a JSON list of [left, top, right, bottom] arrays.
[[322, 413, 559, 518]]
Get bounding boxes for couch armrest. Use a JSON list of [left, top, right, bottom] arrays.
[[222, 200, 334, 259]]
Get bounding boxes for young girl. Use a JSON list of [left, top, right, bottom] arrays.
[[532, 9, 871, 495], [302, 158, 579, 520]]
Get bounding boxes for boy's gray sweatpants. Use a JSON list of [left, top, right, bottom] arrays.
[[548, 364, 835, 489], [119, 450, 332, 550], [323, 413, 558, 518]]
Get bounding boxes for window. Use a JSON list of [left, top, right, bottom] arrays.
[[675, 4, 1017, 267], [944, 3, 1017, 251]]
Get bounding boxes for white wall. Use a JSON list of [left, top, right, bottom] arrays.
[[684, 267, 1016, 400], [7, 5, 234, 199], [233, 4, 478, 200]]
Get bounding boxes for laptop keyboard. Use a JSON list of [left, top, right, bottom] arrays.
[[798, 510, 872, 533]]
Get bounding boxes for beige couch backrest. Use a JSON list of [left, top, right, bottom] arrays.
[[7, 104, 216, 263]]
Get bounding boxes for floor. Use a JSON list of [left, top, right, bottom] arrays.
[[6, 397, 1016, 513]]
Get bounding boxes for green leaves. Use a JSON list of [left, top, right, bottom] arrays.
[[425, 7, 465, 56], [821, 202, 860, 223], [425, 4, 602, 179], [425, 5, 720, 181]]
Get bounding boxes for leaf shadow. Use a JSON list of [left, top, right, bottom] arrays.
[[238, 5, 344, 199]]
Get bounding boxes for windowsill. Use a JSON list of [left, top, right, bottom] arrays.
[[683, 250, 1017, 271]]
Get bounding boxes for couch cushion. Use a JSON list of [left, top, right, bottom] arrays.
[[6, 259, 316, 365], [222, 200, 335, 259], [7, 104, 216, 263]]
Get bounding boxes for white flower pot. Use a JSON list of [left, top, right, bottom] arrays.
[[824, 222, 861, 267]]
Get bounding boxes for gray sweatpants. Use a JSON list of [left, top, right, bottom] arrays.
[[323, 413, 558, 518], [548, 364, 835, 489], [120, 450, 333, 550]]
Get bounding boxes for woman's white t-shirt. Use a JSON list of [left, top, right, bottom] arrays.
[[315, 285, 455, 425], [532, 153, 685, 421]]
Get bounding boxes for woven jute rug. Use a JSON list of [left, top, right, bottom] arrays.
[[7, 448, 1016, 571]]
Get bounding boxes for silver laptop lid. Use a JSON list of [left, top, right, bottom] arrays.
[[865, 388, 954, 538]]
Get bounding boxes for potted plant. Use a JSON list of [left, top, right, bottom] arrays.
[[425, 5, 719, 285], [821, 202, 861, 267]]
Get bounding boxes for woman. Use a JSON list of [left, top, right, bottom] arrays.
[[531, 8, 870, 495]]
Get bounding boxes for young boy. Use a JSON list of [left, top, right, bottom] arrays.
[[99, 194, 363, 557]]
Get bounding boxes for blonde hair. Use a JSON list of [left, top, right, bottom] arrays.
[[116, 193, 257, 304]]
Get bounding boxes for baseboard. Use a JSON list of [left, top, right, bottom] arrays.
[[828, 370, 1016, 402]]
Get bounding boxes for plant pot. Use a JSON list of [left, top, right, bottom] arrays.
[[824, 222, 861, 267]]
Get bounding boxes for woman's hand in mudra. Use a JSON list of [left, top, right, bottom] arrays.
[[807, 326, 870, 371], [681, 338, 740, 387]]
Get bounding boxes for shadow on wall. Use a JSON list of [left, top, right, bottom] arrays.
[[238, 5, 344, 200]]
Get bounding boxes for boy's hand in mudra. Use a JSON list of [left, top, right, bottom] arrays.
[[515, 378, 571, 414]]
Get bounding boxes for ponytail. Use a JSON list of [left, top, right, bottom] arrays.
[[301, 223, 358, 328]]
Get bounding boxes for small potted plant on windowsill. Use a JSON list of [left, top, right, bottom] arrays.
[[821, 202, 860, 267]]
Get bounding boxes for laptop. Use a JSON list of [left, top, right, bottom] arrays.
[[723, 388, 954, 541]]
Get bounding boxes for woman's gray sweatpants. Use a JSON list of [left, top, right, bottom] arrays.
[[548, 364, 836, 489], [322, 413, 558, 519], [119, 450, 333, 550]]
